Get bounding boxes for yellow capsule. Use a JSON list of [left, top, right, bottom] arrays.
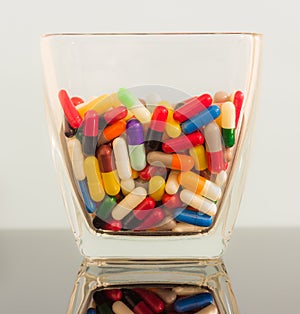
[[77, 94, 107, 118], [101, 171, 120, 196], [121, 178, 135, 195], [131, 169, 139, 179], [165, 170, 180, 195], [189, 145, 208, 171], [214, 103, 222, 127], [166, 108, 181, 138], [90, 93, 122, 115], [148, 176, 165, 201], [84, 156, 105, 202]]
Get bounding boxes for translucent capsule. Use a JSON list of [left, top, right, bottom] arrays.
[[90, 93, 122, 115], [180, 189, 217, 216], [113, 137, 132, 180], [148, 176, 166, 201], [117, 88, 151, 123], [178, 171, 221, 201], [98, 120, 126, 145], [162, 193, 184, 209], [133, 288, 165, 313], [82, 110, 99, 156], [173, 286, 209, 296], [135, 207, 164, 230], [103, 106, 128, 125], [111, 187, 147, 220], [139, 164, 167, 181], [67, 138, 85, 181], [132, 197, 156, 220], [181, 105, 221, 134], [77, 94, 107, 118], [84, 156, 105, 202], [174, 208, 213, 227], [121, 178, 135, 195], [96, 195, 116, 220], [174, 293, 213, 313], [221, 101, 236, 147], [215, 170, 228, 187], [165, 108, 181, 138], [165, 170, 180, 195], [189, 145, 208, 171], [112, 301, 134, 314], [147, 152, 194, 171]]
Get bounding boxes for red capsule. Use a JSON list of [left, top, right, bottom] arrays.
[[149, 106, 168, 132], [71, 96, 84, 106], [162, 193, 184, 209], [58, 89, 83, 128], [84, 110, 99, 137], [133, 197, 156, 220], [103, 106, 128, 125], [104, 219, 122, 231], [96, 145, 115, 172], [139, 164, 167, 181], [135, 207, 165, 230], [133, 288, 165, 313], [173, 94, 212, 123], [232, 90, 244, 127], [104, 289, 123, 301], [162, 131, 204, 153]]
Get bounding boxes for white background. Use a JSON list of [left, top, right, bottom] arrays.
[[1, 0, 299, 229]]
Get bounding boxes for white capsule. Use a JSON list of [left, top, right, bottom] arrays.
[[172, 286, 209, 296], [180, 189, 217, 216], [113, 137, 132, 180], [151, 288, 177, 304], [67, 138, 85, 181], [111, 187, 147, 220], [165, 170, 180, 195], [215, 170, 228, 187], [121, 178, 135, 195], [194, 303, 218, 314], [112, 301, 134, 314], [172, 222, 206, 232], [155, 217, 177, 231], [221, 101, 235, 129]]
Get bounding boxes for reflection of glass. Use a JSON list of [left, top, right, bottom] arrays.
[[67, 260, 239, 313]]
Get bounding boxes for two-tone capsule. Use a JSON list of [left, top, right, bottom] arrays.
[[82, 110, 99, 156], [98, 120, 126, 145], [221, 102, 236, 147], [174, 208, 213, 227], [147, 152, 194, 171]]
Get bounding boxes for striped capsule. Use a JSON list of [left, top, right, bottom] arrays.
[[174, 293, 213, 313], [147, 152, 194, 171], [148, 176, 165, 201], [180, 189, 217, 216], [221, 101, 236, 147], [189, 145, 208, 171], [174, 208, 213, 227], [178, 171, 221, 201]]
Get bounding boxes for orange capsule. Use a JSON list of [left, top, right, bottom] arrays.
[[147, 152, 194, 171], [98, 120, 126, 145]]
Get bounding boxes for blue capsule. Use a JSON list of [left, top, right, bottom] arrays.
[[174, 208, 212, 227], [86, 308, 96, 314], [78, 179, 97, 213], [181, 105, 221, 134], [174, 292, 213, 312]]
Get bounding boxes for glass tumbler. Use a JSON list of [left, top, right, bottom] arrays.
[[41, 33, 262, 259]]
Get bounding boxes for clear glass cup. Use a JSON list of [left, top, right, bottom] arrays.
[[67, 259, 239, 314], [41, 33, 262, 259]]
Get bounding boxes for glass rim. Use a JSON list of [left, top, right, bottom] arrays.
[[41, 32, 263, 38]]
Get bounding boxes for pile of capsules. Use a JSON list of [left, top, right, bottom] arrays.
[[87, 285, 218, 314], [60, 87, 244, 233]]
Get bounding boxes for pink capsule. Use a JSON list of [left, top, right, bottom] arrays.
[[135, 207, 164, 230], [133, 197, 156, 220], [139, 164, 167, 181], [162, 193, 184, 209], [173, 94, 212, 123], [133, 288, 165, 313], [103, 106, 128, 125], [104, 220, 122, 231], [231, 90, 244, 127], [104, 289, 123, 301], [162, 131, 204, 153]]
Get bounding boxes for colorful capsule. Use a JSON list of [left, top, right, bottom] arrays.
[[213, 91, 229, 103], [111, 187, 147, 220], [63, 117, 77, 138], [221, 101, 236, 147], [77, 94, 107, 118], [98, 106, 128, 131], [180, 189, 217, 216], [162, 131, 204, 153], [121, 178, 135, 195], [90, 93, 122, 115], [93, 216, 123, 231], [126, 119, 147, 171], [113, 137, 132, 180], [189, 145, 208, 171], [148, 176, 165, 201], [172, 222, 205, 232], [173, 286, 208, 296], [133, 197, 156, 220], [162, 193, 184, 209], [96, 145, 120, 196], [78, 179, 97, 213], [145, 106, 168, 152], [104, 289, 123, 301], [215, 170, 228, 187], [86, 308, 96, 314], [153, 217, 177, 231], [178, 171, 221, 201], [194, 304, 218, 314], [174, 293, 213, 313], [122, 289, 153, 314], [131, 169, 139, 179], [135, 207, 164, 230], [96, 195, 117, 220], [117, 88, 151, 123], [149, 289, 177, 304], [166, 108, 181, 138], [147, 152, 194, 171], [173, 94, 212, 123], [174, 208, 213, 227], [139, 164, 167, 181], [181, 105, 221, 134], [112, 301, 134, 314], [204, 122, 225, 173], [84, 156, 105, 202], [133, 288, 165, 313], [98, 120, 126, 145], [165, 170, 180, 195], [67, 138, 85, 181], [230, 90, 244, 127], [70, 96, 84, 107], [82, 110, 99, 156], [58, 89, 82, 128]]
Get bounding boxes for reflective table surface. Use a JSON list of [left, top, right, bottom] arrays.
[[0, 228, 299, 314]]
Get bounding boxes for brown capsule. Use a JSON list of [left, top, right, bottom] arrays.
[[213, 91, 229, 103], [96, 145, 115, 172]]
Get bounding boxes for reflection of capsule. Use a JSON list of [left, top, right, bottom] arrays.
[[98, 120, 126, 145], [112, 301, 134, 314], [174, 208, 213, 227], [189, 145, 208, 171], [165, 170, 180, 195], [173, 94, 212, 123], [148, 176, 165, 201], [166, 108, 181, 138], [174, 293, 213, 313], [96, 145, 120, 196], [113, 137, 132, 180], [204, 122, 225, 173], [118, 88, 151, 123], [178, 171, 221, 201], [133, 288, 165, 313], [126, 119, 147, 171], [111, 187, 147, 220], [122, 289, 153, 314], [58, 89, 82, 128], [147, 152, 194, 171], [162, 131, 204, 153], [221, 102, 236, 147], [181, 105, 221, 134], [84, 156, 105, 202], [180, 189, 217, 216], [145, 105, 168, 152], [82, 110, 99, 156]]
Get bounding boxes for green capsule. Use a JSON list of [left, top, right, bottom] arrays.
[[75, 124, 84, 142], [96, 303, 113, 314], [96, 195, 117, 220], [222, 128, 235, 147]]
